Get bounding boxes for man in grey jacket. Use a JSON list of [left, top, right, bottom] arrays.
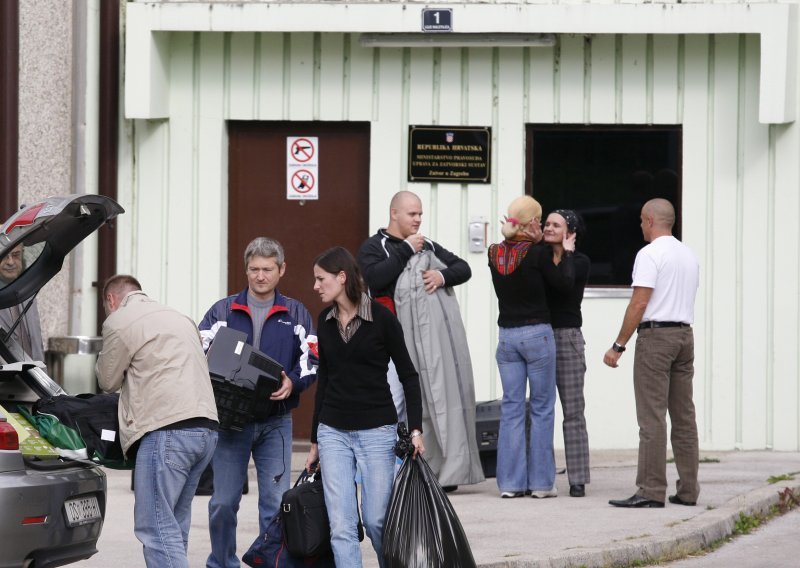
[[0, 244, 45, 362], [96, 274, 219, 568]]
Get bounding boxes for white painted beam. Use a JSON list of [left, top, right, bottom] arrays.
[[125, 5, 170, 118], [125, 2, 797, 123]]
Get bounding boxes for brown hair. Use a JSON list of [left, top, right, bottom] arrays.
[[102, 274, 142, 300], [313, 247, 366, 305]]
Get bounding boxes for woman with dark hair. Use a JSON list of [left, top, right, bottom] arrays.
[[305, 246, 424, 568], [543, 210, 592, 498]]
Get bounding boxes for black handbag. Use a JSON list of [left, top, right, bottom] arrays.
[[280, 469, 365, 558], [281, 470, 332, 557], [243, 510, 335, 568]]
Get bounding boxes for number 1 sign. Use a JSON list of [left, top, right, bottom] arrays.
[[421, 8, 453, 32]]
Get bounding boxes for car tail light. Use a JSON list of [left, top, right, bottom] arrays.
[[0, 420, 20, 450], [1, 202, 45, 234]]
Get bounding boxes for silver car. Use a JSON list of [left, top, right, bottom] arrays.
[[0, 195, 123, 568]]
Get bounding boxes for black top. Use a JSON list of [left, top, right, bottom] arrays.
[[488, 241, 575, 328], [358, 229, 472, 298], [546, 250, 591, 329], [310, 300, 422, 442]]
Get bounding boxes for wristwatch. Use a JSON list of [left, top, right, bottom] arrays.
[[410, 430, 422, 438], [612, 342, 626, 353]]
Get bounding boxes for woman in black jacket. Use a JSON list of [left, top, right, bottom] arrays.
[[305, 246, 424, 568], [488, 196, 574, 499], [543, 209, 591, 498]]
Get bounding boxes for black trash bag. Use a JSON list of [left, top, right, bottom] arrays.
[[382, 423, 477, 568]]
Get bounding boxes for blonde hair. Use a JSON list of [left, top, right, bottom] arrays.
[[501, 196, 542, 239]]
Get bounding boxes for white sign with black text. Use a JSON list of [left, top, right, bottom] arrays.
[[286, 136, 319, 200]]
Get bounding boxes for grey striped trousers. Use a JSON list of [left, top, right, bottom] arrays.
[[554, 327, 590, 485]]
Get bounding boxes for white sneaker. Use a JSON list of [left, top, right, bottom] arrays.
[[500, 491, 525, 499], [530, 486, 558, 498]]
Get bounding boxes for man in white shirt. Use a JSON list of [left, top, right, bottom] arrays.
[[603, 198, 700, 509]]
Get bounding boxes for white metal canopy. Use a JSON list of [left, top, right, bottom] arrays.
[[125, 1, 797, 124]]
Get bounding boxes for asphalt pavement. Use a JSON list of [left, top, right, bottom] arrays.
[[80, 447, 800, 567], [665, 507, 800, 567]]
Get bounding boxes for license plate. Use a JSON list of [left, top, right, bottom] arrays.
[[64, 495, 102, 527]]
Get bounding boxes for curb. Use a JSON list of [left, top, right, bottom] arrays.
[[477, 481, 800, 568]]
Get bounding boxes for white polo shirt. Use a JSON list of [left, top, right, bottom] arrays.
[[631, 235, 699, 324]]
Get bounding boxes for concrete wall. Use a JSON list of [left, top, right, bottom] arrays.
[[16, 0, 100, 392], [18, 0, 75, 343]]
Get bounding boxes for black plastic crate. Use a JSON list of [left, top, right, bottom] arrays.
[[211, 376, 275, 431]]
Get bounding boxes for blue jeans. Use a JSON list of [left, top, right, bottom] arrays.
[[134, 427, 218, 568], [317, 423, 396, 568], [495, 324, 557, 493], [207, 414, 292, 568]]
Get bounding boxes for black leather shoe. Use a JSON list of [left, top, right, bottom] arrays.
[[608, 494, 665, 508], [569, 484, 585, 497], [443, 485, 458, 493], [668, 494, 697, 506]]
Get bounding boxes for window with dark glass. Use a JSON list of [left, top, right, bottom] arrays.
[[526, 125, 682, 286]]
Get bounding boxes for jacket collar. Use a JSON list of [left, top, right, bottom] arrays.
[[120, 290, 149, 307], [378, 228, 435, 251], [378, 228, 404, 243], [231, 287, 289, 319]]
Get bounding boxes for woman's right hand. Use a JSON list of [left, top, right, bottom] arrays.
[[563, 231, 577, 252], [305, 443, 320, 473], [522, 219, 543, 244]]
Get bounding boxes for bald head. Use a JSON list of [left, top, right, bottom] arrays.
[[643, 198, 675, 229], [387, 191, 423, 239], [390, 191, 421, 211], [640, 198, 676, 242]]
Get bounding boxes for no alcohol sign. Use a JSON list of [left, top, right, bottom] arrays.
[[286, 136, 319, 200]]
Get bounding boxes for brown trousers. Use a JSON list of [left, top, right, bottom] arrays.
[[633, 326, 699, 503]]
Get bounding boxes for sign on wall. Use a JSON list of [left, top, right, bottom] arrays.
[[421, 8, 453, 32], [408, 126, 491, 183], [286, 136, 319, 200]]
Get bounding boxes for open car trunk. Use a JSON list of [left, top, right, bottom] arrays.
[[0, 194, 124, 465], [0, 195, 122, 567]]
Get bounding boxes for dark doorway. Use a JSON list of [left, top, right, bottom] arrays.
[[526, 125, 682, 286], [228, 121, 371, 439]]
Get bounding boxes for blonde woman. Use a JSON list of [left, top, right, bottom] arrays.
[[487, 196, 575, 499]]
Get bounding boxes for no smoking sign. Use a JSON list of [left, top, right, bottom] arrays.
[[286, 136, 319, 200]]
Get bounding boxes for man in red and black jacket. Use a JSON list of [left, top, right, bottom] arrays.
[[357, 190, 471, 313], [199, 237, 318, 568], [357, 191, 471, 492]]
